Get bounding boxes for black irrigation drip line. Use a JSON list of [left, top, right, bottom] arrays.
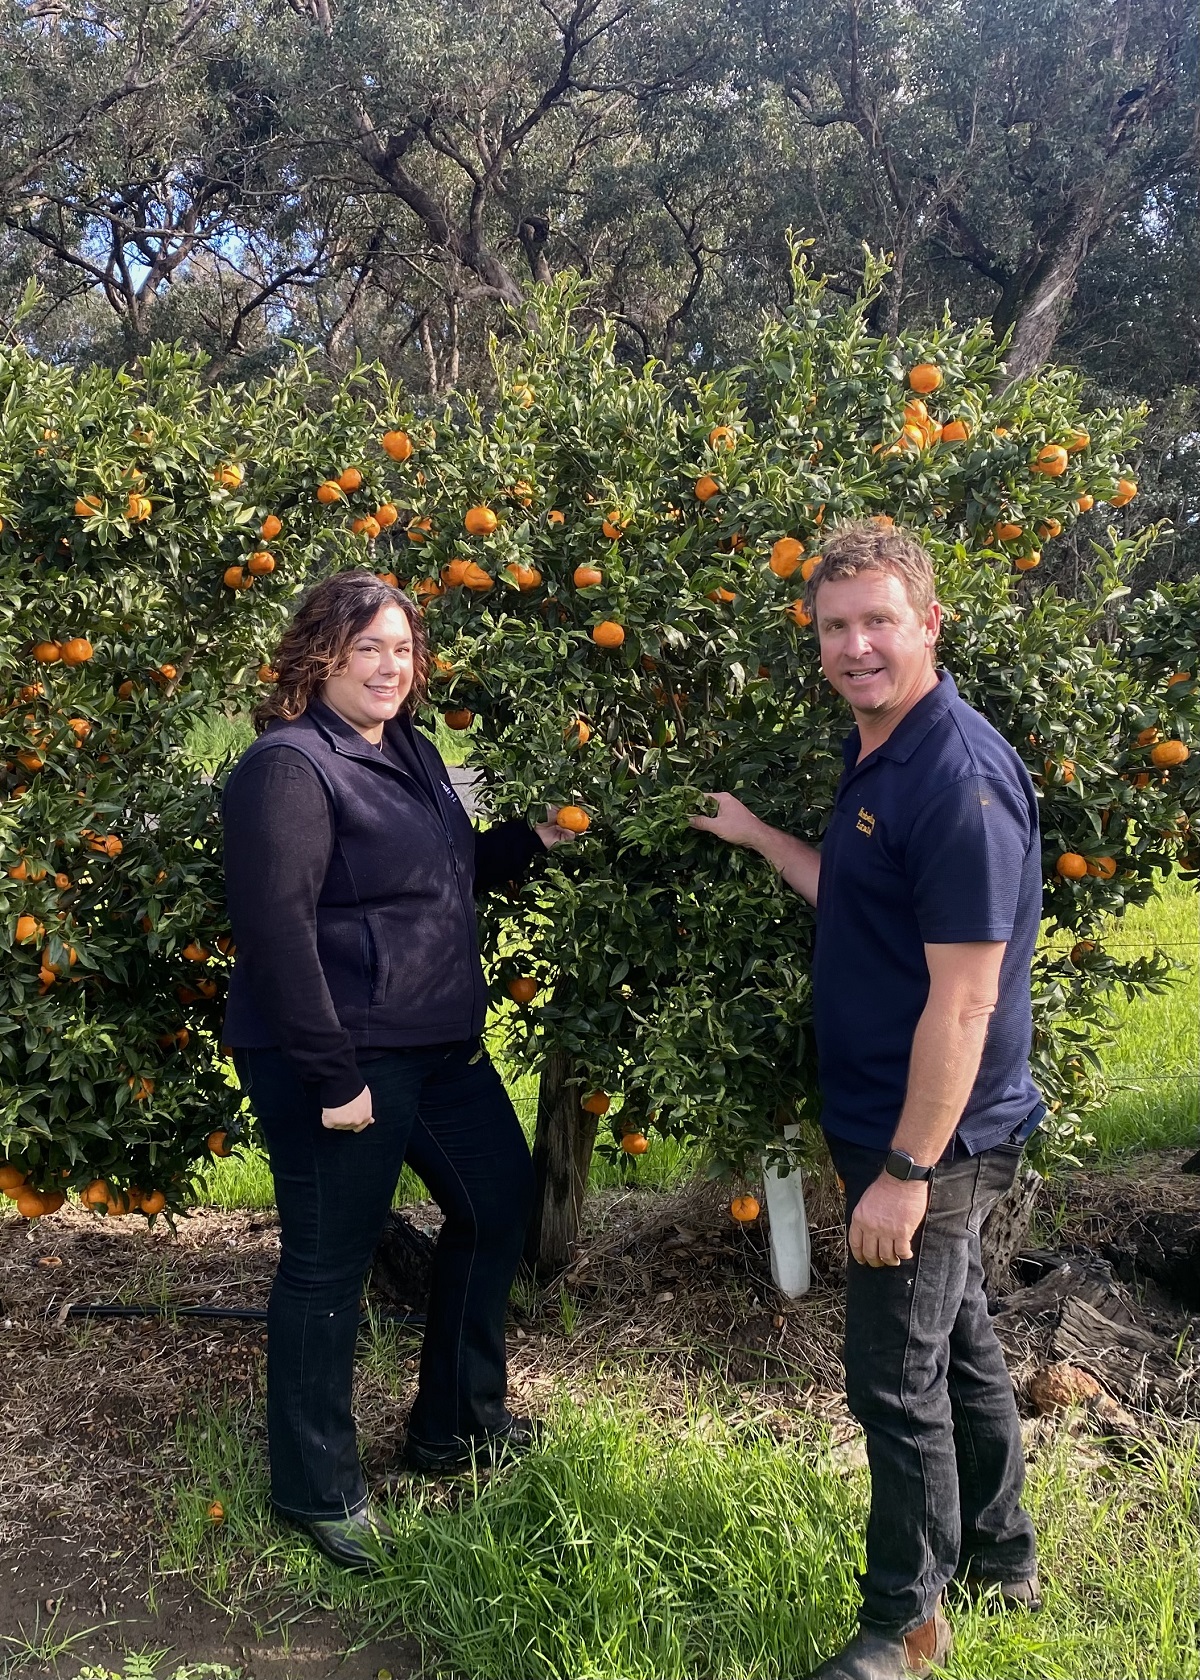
[[60, 1302, 426, 1327]]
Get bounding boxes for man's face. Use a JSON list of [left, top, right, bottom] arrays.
[[815, 568, 941, 721]]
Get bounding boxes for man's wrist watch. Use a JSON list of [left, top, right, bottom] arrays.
[[884, 1149, 934, 1182]]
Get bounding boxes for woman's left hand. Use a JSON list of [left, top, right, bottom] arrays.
[[533, 804, 581, 849]]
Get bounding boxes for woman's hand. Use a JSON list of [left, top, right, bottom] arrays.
[[533, 804, 581, 850], [322, 1086, 375, 1132]]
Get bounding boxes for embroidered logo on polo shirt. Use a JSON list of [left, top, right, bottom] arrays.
[[856, 807, 876, 836]]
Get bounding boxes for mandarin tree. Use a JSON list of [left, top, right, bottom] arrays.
[[1, 260, 1193, 1257], [395, 261, 1192, 1263], [0, 343, 424, 1216]]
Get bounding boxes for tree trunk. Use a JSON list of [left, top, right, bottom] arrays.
[[522, 1047, 597, 1276], [993, 201, 1102, 383], [980, 1166, 1041, 1301]]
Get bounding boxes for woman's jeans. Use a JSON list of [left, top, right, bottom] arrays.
[[233, 1041, 535, 1520], [826, 1135, 1038, 1636]]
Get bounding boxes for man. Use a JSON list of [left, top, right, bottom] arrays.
[[692, 521, 1042, 1680]]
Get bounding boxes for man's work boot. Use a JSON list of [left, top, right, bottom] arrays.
[[805, 1606, 952, 1679]]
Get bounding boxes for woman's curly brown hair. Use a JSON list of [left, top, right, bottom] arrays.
[[253, 569, 429, 733]]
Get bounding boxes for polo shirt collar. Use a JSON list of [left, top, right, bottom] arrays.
[[841, 669, 958, 771]]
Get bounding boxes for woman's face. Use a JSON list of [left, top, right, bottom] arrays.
[[320, 603, 415, 742]]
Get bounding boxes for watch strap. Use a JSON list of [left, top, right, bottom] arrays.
[[884, 1149, 934, 1182]]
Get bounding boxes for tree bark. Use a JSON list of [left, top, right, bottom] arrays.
[[980, 1165, 1041, 1301], [992, 201, 1104, 383], [523, 1047, 597, 1276]]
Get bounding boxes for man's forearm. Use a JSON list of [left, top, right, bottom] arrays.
[[891, 995, 994, 1165], [750, 823, 821, 905]]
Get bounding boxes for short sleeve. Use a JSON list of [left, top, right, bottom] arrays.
[[906, 774, 1033, 944]]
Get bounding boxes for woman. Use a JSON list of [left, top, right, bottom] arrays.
[[221, 569, 570, 1569]]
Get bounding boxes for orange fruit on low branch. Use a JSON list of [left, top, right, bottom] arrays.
[[407, 517, 433, 543], [730, 1195, 760, 1222], [350, 516, 381, 540], [940, 419, 970, 443], [787, 601, 812, 626], [800, 555, 822, 582], [547, 509, 565, 526], [694, 475, 720, 502], [15, 1188, 48, 1218], [74, 494, 102, 517], [620, 1131, 649, 1155], [462, 562, 494, 593], [316, 480, 343, 504], [768, 537, 803, 577], [15, 914, 42, 945], [1167, 671, 1192, 687], [907, 363, 942, 394], [1075, 493, 1095, 513], [1085, 857, 1117, 880], [207, 1130, 234, 1158], [708, 425, 737, 450], [1110, 478, 1137, 506], [1055, 852, 1088, 880], [573, 564, 603, 588], [1032, 444, 1068, 476], [1035, 518, 1062, 539], [1150, 740, 1189, 768], [0, 1165, 27, 1192], [1014, 554, 1041, 572], [505, 563, 542, 591], [247, 550, 276, 575], [565, 718, 591, 746], [591, 620, 625, 648], [182, 941, 210, 963], [32, 640, 62, 662], [464, 505, 499, 537], [140, 1190, 167, 1216], [214, 462, 244, 490], [375, 572, 399, 588], [223, 565, 246, 589], [260, 513, 282, 540], [992, 522, 1023, 543], [337, 466, 363, 492], [601, 512, 626, 539], [375, 503, 399, 528], [126, 493, 152, 521], [443, 709, 474, 731], [581, 1091, 610, 1115], [555, 805, 590, 833], [61, 637, 93, 666], [381, 429, 413, 461], [1136, 727, 1159, 747], [508, 977, 538, 1005], [1065, 431, 1090, 452]]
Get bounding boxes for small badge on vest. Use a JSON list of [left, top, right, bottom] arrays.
[[856, 807, 876, 836]]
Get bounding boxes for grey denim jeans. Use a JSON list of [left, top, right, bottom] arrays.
[[826, 1134, 1038, 1635]]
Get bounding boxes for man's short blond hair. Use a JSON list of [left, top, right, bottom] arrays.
[[803, 519, 938, 619]]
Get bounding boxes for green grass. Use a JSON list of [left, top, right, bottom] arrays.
[[158, 1384, 1198, 1680], [1081, 875, 1198, 1156]]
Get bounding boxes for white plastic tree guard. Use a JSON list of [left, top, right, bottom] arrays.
[[763, 1123, 811, 1299]]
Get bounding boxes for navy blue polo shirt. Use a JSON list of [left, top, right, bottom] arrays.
[[813, 671, 1042, 1155]]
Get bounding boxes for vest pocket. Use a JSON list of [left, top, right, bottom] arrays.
[[363, 911, 391, 1005]]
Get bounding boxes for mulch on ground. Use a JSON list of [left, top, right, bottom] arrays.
[[1, 1150, 1196, 1676]]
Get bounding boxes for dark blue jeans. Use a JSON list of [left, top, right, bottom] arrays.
[[234, 1041, 534, 1520], [826, 1136, 1038, 1636]]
